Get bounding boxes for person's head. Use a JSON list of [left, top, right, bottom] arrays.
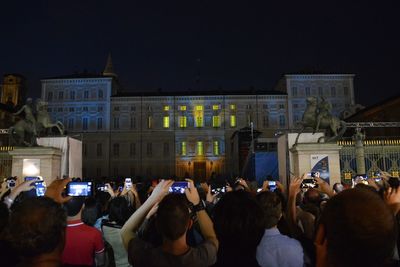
[[81, 197, 99, 226], [213, 190, 265, 254], [333, 182, 344, 194], [256, 191, 282, 229], [4, 197, 66, 259], [64, 197, 86, 217], [109, 196, 133, 226], [156, 194, 191, 241], [303, 188, 321, 205], [321, 187, 396, 267]]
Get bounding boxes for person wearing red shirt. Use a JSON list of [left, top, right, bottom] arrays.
[[62, 197, 105, 266]]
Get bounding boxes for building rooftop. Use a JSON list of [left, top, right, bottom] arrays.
[[42, 72, 110, 80]]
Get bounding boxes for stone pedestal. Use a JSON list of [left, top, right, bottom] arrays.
[[8, 147, 62, 185], [290, 142, 342, 186]]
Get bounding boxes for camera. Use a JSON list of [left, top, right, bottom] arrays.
[[35, 181, 46, 197], [211, 184, 226, 194], [301, 178, 318, 189], [268, 181, 277, 192], [125, 178, 132, 190], [66, 182, 93, 196], [169, 181, 189, 194]]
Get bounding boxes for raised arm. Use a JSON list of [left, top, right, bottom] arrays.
[[120, 179, 173, 250], [185, 179, 219, 249], [286, 174, 304, 235]]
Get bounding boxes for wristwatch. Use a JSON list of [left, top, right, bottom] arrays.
[[192, 201, 205, 212]]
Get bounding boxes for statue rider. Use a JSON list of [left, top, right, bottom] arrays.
[[315, 97, 332, 132], [13, 98, 37, 136]]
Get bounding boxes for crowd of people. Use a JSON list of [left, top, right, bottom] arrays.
[[0, 172, 400, 267]]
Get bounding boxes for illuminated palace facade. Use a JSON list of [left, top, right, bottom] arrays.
[[41, 61, 357, 179]]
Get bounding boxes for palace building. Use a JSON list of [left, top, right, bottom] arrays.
[[41, 57, 358, 180]]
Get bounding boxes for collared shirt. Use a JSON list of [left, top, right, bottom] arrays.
[[256, 228, 304, 267], [62, 219, 105, 266]]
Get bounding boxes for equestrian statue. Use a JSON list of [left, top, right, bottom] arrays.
[[8, 98, 65, 147], [295, 96, 346, 144]]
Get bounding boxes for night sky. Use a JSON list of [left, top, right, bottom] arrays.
[[1, 1, 399, 106]]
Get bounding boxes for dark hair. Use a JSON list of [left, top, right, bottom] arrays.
[[82, 197, 99, 226], [156, 194, 190, 241], [65, 197, 86, 217], [256, 191, 282, 229], [108, 197, 133, 226], [213, 190, 265, 252], [303, 188, 321, 205], [322, 187, 396, 267], [4, 197, 66, 258]]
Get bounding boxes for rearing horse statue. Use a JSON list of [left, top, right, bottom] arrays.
[[294, 97, 346, 144], [35, 99, 65, 136]]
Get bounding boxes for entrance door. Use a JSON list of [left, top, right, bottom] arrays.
[[193, 161, 206, 182]]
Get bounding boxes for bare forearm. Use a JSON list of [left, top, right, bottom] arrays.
[[120, 196, 157, 250], [197, 210, 219, 249]]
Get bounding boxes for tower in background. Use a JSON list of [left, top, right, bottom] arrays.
[[1, 74, 27, 106]]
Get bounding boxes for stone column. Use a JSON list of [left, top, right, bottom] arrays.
[[353, 128, 366, 175]]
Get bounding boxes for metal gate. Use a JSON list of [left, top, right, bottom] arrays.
[[338, 139, 400, 180]]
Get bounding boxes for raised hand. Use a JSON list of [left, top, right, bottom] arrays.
[[45, 178, 72, 204], [185, 179, 200, 205]]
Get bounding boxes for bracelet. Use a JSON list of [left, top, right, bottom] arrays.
[[192, 201, 205, 213]]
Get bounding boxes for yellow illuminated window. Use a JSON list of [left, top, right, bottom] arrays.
[[179, 116, 187, 128], [163, 116, 170, 128], [230, 115, 236, 127], [148, 116, 153, 129], [197, 141, 204, 156], [230, 104, 236, 110], [213, 141, 219, 156], [213, 104, 219, 110], [195, 116, 204, 127], [179, 105, 187, 111], [164, 106, 170, 111], [195, 105, 203, 111], [212, 116, 220, 127], [181, 141, 187, 156]]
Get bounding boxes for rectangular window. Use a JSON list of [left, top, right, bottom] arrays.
[[130, 143, 136, 157], [97, 118, 103, 130], [179, 105, 186, 111], [197, 141, 204, 156], [344, 87, 349, 96], [130, 116, 136, 129], [97, 143, 102, 157], [98, 90, 103, 99], [181, 141, 187, 156], [279, 115, 286, 127], [305, 87, 310, 96], [113, 117, 119, 129], [68, 118, 74, 129], [96, 167, 101, 177], [230, 104, 236, 110], [148, 116, 153, 129], [83, 107, 88, 112], [331, 87, 336, 97], [279, 104, 285, 109], [213, 141, 219, 156], [47, 92, 53, 101], [58, 107, 63, 112], [164, 105, 170, 111], [292, 87, 298, 97], [147, 143, 152, 157], [82, 118, 88, 130], [246, 104, 252, 110], [163, 142, 169, 156], [98, 106, 103, 112], [230, 115, 236, 127], [263, 104, 268, 109], [263, 116, 269, 127], [113, 143, 119, 157], [163, 116, 170, 128], [318, 87, 323, 96], [212, 116, 220, 128], [179, 116, 187, 128], [70, 91, 75, 100], [69, 107, 75, 112], [58, 91, 64, 100], [84, 91, 89, 99], [212, 104, 220, 110], [195, 105, 204, 128]]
